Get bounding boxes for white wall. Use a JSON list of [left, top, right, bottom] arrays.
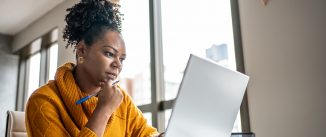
[[239, 0, 326, 137], [12, 0, 78, 66], [0, 34, 19, 136]]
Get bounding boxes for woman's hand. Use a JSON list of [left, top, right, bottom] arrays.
[[97, 81, 123, 112], [86, 81, 123, 137]]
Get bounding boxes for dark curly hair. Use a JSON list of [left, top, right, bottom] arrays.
[[63, 0, 123, 48]]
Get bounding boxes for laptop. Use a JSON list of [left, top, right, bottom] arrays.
[[164, 54, 250, 137]]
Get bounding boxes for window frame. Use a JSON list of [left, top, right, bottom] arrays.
[[16, 28, 59, 111], [230, 0, 251, 132], [135, 0, 251, 133]]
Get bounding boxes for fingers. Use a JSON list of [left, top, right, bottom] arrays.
[[101, 80, 119, 88], [112, 80, 120, 86], [100, 80, 121, 96], [99, 81, 114, 89], [97, 81, 123, 108]]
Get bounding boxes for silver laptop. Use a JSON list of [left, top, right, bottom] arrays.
[[164, 54, 249, 137]]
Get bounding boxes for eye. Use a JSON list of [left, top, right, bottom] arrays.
[[104, 52, 114, 58], [119, 58, 125, 64]]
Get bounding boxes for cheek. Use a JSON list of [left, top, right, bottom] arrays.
[[87, 54, 113, 73], [119, 66, 123, 72], [85, 56, 105, 75], [98, 57, 114, 74]]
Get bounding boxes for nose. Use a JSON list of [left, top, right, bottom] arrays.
[[112, 57, 122, 70]]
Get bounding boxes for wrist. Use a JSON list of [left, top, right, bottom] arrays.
[[94, 103, 114, 118]]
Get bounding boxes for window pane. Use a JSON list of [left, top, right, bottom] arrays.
[[119, 0, 151, 105], [27, 53, 41, 99], [143, 112, 152, 126], [48, 43, 58, 81], [161, 0, 236, 100], [164, 109, 172, 129], [161, 0, 241, 131]]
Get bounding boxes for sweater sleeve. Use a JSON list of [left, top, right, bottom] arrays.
[[123, 93, 158, 137], [25, 93, 97, 137]]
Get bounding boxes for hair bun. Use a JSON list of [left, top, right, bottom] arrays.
[[63, 0, 122, 48]]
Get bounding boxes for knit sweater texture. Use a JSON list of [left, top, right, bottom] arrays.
[[25, 63, 157, 137]]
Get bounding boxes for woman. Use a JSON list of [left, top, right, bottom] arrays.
[[25, 0, 162, 136]]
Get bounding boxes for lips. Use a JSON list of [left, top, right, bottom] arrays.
[[106, 72, 117, 80]]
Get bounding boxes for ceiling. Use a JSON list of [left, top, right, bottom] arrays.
[[0, 0, 66, 35]]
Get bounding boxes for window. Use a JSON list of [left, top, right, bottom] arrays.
[[119, 0, 249, 133], [160, 0, 241, 132], [48, 43, 58, 81], [161, 0, 236, 100], [119, 0, 152, 106], [26, 52, 41, 98], [17, 28, 59, 109]]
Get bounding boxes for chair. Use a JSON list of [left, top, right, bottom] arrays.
[[231, 132, 255, 137], [6, 111, 27, 137]]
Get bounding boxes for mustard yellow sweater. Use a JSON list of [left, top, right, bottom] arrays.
[[25, 63, 158, 137]]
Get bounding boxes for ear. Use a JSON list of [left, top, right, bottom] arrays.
[[76, 41, 87, 58]]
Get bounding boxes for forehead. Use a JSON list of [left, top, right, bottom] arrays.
[[96, 31, 126, 52]]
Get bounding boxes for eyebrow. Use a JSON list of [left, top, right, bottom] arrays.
[[103, 45, 126, 57]]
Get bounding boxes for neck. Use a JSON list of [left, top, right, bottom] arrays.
[[74, 65, 101, 95]]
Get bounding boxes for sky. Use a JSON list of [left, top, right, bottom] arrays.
[[119, 0, 236, 78]]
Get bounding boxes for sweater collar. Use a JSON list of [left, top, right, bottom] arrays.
[[55, 62, 98, 129]]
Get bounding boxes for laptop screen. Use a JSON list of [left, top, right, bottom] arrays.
[[164, 54, 249, 137]]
